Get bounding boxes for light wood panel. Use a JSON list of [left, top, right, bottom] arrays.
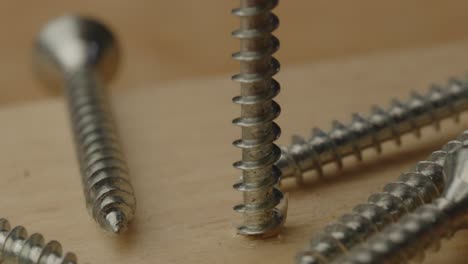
[[1, 40, 468, 263], [2, 1, 468, 103]]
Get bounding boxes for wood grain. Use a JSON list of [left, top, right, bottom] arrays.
[[1, 41, 468, 263], [2, 1, 468, 104]]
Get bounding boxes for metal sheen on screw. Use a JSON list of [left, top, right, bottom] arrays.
[[34, 15, 136, 234], [277, 79, 468, 184], [232, 0, 286, 236], [0, 218, 77, 264], [295, 139, 463, 264], [330, 131, 468, 264]]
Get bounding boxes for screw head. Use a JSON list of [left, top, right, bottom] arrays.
[[34, 15, 120, 93]]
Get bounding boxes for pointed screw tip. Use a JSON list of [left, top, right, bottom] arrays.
[[104, 210, 128, 234]]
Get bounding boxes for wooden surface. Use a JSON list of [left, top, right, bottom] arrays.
[[3, 1, 468, 104], [1, 41, 468, 263]]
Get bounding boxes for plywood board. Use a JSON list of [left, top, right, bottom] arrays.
[[2, 41, 468, 263]]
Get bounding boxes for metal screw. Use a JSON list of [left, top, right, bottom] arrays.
[[34, 15, 136, 234], [295, 138, 463, 264], [0, 218, 77, 264], [277, 78, 468, 184], [231, 0, 286, 236], [330, 131, 468, 264]]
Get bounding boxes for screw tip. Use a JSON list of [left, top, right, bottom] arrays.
[[104, 210, 128, 234], [236, 206, 287, 237]]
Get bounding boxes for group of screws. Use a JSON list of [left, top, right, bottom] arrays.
[[296, 137, 462, 264], [231, 1, 468, 264], [2, 1, 468, 263], [327, 131, 468, 264]]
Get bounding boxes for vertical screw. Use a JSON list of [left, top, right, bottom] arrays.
[[0, 218, 77, 264], [231, 0, 286, 236], [277, 79, 468, 184], [330, 131, 468, 264], [295, 137, 463, 264], [34, 15, 136, 234]]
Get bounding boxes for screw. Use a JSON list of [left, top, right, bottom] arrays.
[[34, 15, 136, 234], [0, 218, 77, 264], [277, 78, 468, 184], [231, 0, 286, 236], [295, 138, 463, 264], [329, 131, 468, 264]]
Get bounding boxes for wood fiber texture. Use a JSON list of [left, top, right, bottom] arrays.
[[2, 41, 468, 263]]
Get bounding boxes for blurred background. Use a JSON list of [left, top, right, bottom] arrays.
[[2, 1, 468, 104]]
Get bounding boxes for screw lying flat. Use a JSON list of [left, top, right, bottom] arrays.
[[277, 78, 468, 184], [330, 131, 468, 264], [231, 0, 286, 236], [0, 218, 77, 264], [295, 137, 463, 264], [34, 15, 136, 234]]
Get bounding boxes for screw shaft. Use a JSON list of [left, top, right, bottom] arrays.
[[331, 199, 454, 264], [277, 78, 468, 184], [0, 218, 77, 264], [295, 139, 462, 264], [66, 70, 136, 234], [330, 131, 468, 264], [232, 0, 285, 236]]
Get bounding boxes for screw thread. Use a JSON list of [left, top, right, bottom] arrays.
[[0, 218, 77, 264], [331, 198, 455, 264], [231, 0, 285, 236], [295, 140, 462, 264], [277, 78, 468, 184], [66, 70, 136, 234]]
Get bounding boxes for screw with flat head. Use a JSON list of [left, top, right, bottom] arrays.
[[34, 15, 136, 234]]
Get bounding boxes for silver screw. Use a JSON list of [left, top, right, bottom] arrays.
[[330, 131, 468, 264], [277, 78, 468, 184], [231, 0, 286, 236], [295, 138, 463, 264], [34, 15, 136, 234], [0, 218, 77, 264]]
